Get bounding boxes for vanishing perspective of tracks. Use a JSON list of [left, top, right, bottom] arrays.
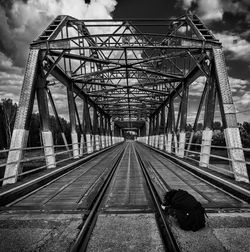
[[1, 141, 250, 251]]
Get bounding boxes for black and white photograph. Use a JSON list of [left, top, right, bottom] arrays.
[[0, 0, 250, 251]]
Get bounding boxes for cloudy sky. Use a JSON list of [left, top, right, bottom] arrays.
[[0, 0, 250, 123]]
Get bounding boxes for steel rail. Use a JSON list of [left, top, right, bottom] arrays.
[[0, 141, 112, 179], [142, 143, 250, 203], [147, 142, 249, 179], [0, 143, 123, 206], [70, 144, 127, 252], [133, 144, 180, 252], [141, 146, 247, 205], [135, 143, 250, 212], [5, 144, 124, 208]]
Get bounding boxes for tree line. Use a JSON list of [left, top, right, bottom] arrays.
[[1, 98, 250, 150], [0, 99, 72, 150]]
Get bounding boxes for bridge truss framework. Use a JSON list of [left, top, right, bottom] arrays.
[[3, 13, 249, 184]]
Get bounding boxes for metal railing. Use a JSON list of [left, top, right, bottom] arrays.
[[0, 136, 124, 186], [137, 135, 250, 182]]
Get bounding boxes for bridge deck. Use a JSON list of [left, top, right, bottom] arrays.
[[0, 141, 250, 251]]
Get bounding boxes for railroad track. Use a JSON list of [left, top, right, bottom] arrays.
[[0, 143, 126, 210], [1, 141, 250, 251], [71, 142, 180, 252], [135, 142, 250, 211]]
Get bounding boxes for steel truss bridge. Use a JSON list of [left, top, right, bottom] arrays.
[[2, 13, 249, 185]]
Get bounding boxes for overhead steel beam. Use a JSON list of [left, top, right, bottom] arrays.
[[48, 59, 109, 117], [151, 56, 205, 117]]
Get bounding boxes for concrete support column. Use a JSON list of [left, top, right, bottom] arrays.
[[42, 131, 56, 168], [164, 135, 168, 151], [86, 133, 93, 153], [71, 132, 79, 158], [94, 135, 100, 151], [105, 134, 109, 147], [174, 133, 178, 155], [213, 48, 249, 182], [159, 135, 164, 150], [224, 128, 249, 182], [4, 49, 40, 185], [178, 131, 186, 158], [166, 133, 172, 153], [4, 129, 29, 185], [100, 134, 104, 149], [155, 135, 159, 148], [199, 129, 213, 167], [79, 134, 85, 156]]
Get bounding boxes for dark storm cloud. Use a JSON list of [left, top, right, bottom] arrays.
[[0, 0, 117, 114], [0, 0, 32, 67], [176, 0, 250, 24], [0, 7, 17, 62], [0, 0, 117, 68], [221, 0, 250, 17]]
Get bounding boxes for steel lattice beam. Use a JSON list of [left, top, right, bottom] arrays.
[[31, 14, 221, 124]]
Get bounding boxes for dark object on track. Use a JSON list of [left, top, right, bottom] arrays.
[[163, 189, 206, 231]]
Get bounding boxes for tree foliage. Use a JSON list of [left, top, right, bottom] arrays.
[[0, 99, 17, 149], [0, 99, 72, 149]]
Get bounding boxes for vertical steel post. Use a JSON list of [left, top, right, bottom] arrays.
[[47, 88, 71, 156], [213, 48, 249, 182], [80, 100, 87, 154], [155, 113, 160, 148], [148, 118, 152, 145], [141, 122, 147, 144], [74, 100, 84, 157], [108, 118, 112, 145], [145, 119, 149, 144], [186, 81, 208, 155], [104, 116, 109, 147], [164, 107, 168, 151], [159, 106, 165, 150], [100, 113, 105, 149], [4, 49, 39, 185], [152, 115, 156, 147], [92, 107, 100, 151], [199, 69, 216, 167], [114, 123, 119, 144], [67, 84, 79, 159], [120, 128, 123, 142], [83, 98, 93, 153], [179, 86, 189, 157], [166, 99, 174, 153], [37, 69, 56, 168], [80, 99, 87, 155]]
